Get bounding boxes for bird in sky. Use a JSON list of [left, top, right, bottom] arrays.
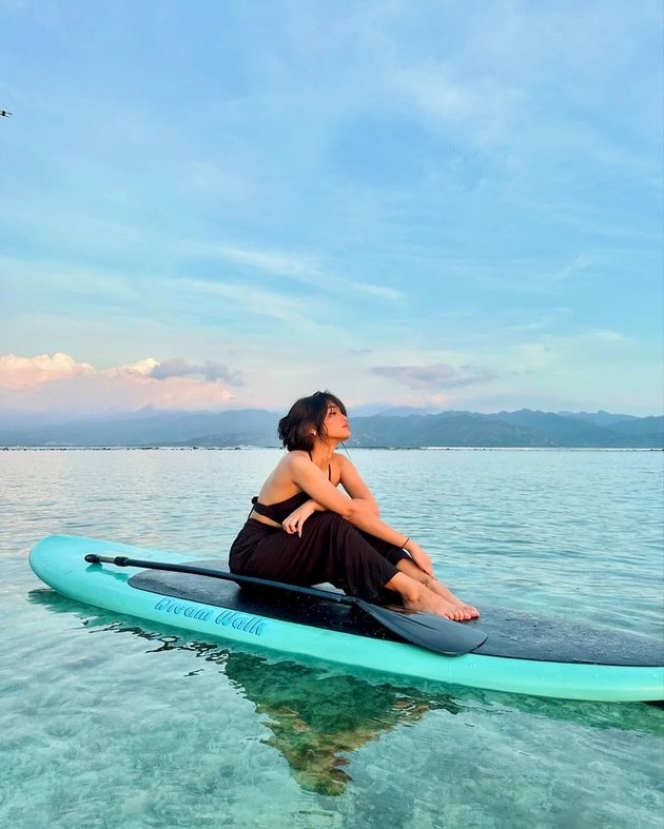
[[1, 110, 12, 117]]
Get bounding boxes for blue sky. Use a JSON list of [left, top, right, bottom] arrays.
[[1, 0, 662, 416]]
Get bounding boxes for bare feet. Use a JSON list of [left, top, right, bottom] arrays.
[[398, 583, 476, 621], [427, 579, 480, 619], [386, 572, 479, 621], [393, 557, 479, 620]]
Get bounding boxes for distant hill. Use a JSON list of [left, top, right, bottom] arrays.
[[484, 410, 632, 447], [557, 410, 639, 427], [0, 408, 661, 448], [346, 411, 663, 449], [0, 409, 279, 448]]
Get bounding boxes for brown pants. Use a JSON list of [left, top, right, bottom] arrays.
[[229, 512, 409, 603]]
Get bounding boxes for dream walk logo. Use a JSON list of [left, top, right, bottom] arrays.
[[153, 597, 268, 636]]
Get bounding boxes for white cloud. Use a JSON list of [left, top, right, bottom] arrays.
[[0, 353, 237, 413], [353, 282, 403, 301], [0, 352, 95, 388], [183, 243, 403, 302], [391, 62, 525, 151], [105, 358, 160, 378], [180, 278, 317, 327], [211, 245, 319, 280]]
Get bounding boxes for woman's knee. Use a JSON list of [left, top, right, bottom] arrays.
[[323, 512, 358, 541], [310, 511, 350, 533]]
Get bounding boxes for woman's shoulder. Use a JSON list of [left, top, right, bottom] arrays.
[[331, 452, 353, 472], [279, 450, 310, 470]]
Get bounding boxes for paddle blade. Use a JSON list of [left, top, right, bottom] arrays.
[[358, 601, 487, 656]]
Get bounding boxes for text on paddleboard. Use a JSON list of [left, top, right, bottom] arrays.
[[154, 597, 268, 636]]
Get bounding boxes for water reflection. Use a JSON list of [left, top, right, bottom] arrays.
[[224, 652, 461, 795], [109, 627, 461, 795], [28, 589, 664, 796], [28, 589, 461, 794]]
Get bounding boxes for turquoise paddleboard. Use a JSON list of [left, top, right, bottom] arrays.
[[29, 534, 664, 703]]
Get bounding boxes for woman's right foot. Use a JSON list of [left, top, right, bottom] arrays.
[[403, 587, 473, 621], [428, 580, 480, 619], [387, 573, 476, 621]]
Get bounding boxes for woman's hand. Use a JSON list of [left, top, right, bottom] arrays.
[[405, 540, 434, 577], [282, 501, 318, 536]]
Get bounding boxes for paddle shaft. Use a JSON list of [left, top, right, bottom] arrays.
[[84, 553, 487, 655]]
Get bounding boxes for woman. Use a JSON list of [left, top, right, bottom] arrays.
[[229, 391, 479, 621]]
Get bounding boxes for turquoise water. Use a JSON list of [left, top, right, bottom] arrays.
[[1, 448, 663, 828]]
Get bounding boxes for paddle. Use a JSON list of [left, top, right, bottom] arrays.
[[84, 553, 487, 656]]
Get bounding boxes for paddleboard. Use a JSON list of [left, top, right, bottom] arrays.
[[29, 534, 664, 702]]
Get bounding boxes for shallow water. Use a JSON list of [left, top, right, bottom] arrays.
[[1, 448, 663, 828]]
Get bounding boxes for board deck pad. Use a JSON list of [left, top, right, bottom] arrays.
[[128, 561, 664, 667]]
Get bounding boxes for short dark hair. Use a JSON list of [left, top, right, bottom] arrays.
[[278, 391, 347, 452]]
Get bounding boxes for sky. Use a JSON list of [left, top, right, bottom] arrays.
[[0, 0, 662, 418]]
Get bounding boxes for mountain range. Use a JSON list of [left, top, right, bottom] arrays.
[[0, 408, 662, 449]]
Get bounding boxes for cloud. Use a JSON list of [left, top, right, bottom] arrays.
[[211, 245, 319, 280], [184, 243, 403, 302], [392, 63, 524, 151], [180, 278, 318, 327], [370, 362, 497, 391], [0, 353, 239, 413], [149, 357, 244, 385], [353, 282, 403, 301], [0, 352, 95, 388], [105, 358, 160, 378]]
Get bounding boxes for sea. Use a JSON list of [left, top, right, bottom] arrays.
[[1, 447, 663, 829]]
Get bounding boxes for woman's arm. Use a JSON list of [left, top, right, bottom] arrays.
[[287, 454, 432, 574], [282, 455, 377, 535], [282, 499, 326, 536], [336, 455, 380, 516]]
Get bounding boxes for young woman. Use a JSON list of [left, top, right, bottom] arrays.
[[229, 391, 479, 621]]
